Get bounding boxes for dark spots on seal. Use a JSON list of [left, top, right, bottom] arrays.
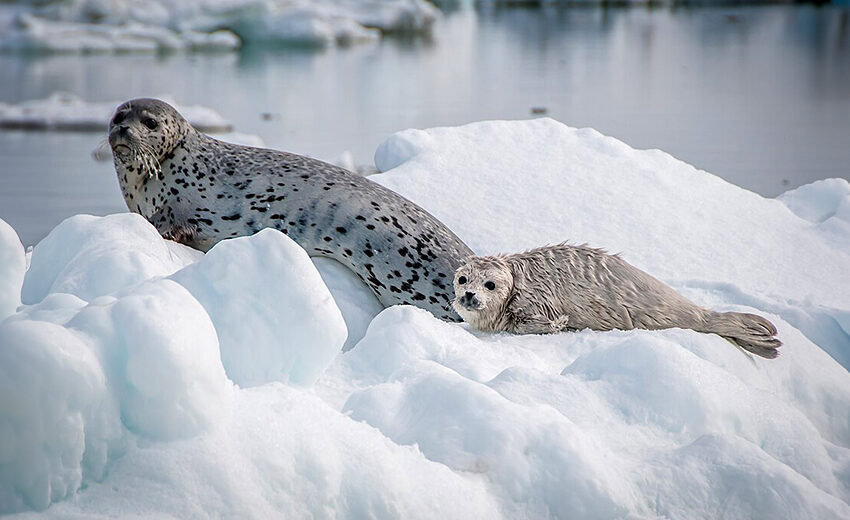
[[398, 247, 409, 257], [412, 292, 426, 301], [366, 224, 375, 230], [363, 249, 374, 257], [270, 214, 285, 219], [344, 249, 353, 256], [336, 227, 346, 234], [355, 215, 366, 221], [323, 236, 333, 242], [222, 213, 241, 221]]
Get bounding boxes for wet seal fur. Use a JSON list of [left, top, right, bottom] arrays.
[[109, 98, 473, 320], [453, 244, 781, 358]]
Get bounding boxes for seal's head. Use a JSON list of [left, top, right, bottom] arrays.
[[452, 256, 514, 328], [108, 98, 191, 177]]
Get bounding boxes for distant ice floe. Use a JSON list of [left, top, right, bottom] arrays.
[[0, 0, 438, 52], [0, 92, 233, 132], [1, 119, 850, 518]]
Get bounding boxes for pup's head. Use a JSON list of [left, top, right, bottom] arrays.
[[452, 256, 513, 325]]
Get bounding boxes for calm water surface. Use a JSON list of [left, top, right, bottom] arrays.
[[1, 5, 849, 246]]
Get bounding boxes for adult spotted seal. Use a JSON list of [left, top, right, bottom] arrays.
[[108, 98, 472, 320], [453, 244, 781, 358]]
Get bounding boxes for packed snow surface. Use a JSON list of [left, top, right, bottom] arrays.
[[2, 118, 850, 518], [0, 93, 233, 132], [0, 0, 437, 51]]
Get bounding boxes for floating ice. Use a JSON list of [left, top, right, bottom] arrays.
[[0, 92, 234, 133], [0, 0, 437, 52], [2, 118, 850, 517]]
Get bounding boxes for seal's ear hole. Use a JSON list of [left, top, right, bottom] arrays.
[[143, 118, 159, 130], [458, 275, 468, 285], [112, 112, 125, 125], [484, 281, 496, 290]]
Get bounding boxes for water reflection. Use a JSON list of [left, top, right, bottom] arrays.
[[0, 5, 848, 246]]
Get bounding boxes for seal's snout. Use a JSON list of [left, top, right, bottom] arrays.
[[458, 291, 480, 310], [109, 124, 135, 156]]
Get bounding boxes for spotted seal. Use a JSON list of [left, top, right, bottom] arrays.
[[453, 244, 781, 358], [108, 98, 472, 320]]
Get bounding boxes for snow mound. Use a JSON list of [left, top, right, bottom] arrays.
[[171, 228, 347, 387], [22, 213, 202, 305], [778, 178, 850, 245], [312, 256, 383, 352], [0, 275, 232, 513], [0, 92, 233, 132], [338, 305, 850, 519], [372, 118, 850, 310], [0, 219, 25, 320], [0, 0, 437, 51], [3, 118, 850, 517]]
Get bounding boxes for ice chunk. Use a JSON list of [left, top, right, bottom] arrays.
[[312, 257, 383, 351], [22, 213, 202, 305], [0, 0, 436, 52], [171, 229, 347, 387], [0, 12, 240, 53], [0, 319, 120, 513], [779, 179, 850, 224], [0, 92, 234, 132], [0, 219, 25, 321], [68, 279, 233, 440]]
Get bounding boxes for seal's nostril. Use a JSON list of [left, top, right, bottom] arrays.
[[465, 291, 474, 299], [119, 126, 129, 136]]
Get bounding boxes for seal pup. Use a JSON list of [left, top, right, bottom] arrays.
[[108, 98, 472, 320], [452, 244, 781, 359]]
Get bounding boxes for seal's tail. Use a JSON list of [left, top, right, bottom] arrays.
[[703, 311, 781, 359]]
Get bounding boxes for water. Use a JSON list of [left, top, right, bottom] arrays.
[[1, 5, 849, 246]]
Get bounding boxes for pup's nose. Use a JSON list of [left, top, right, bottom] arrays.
[[119, 125, 130, 136], [464, 291, 474, 300]]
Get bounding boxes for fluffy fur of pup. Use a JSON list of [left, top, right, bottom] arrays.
[[452, 244, 781, 359]]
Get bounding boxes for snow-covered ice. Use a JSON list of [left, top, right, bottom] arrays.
[[171, 228, 348, 387], [0, 93, 233, 132], [1, 118, 850, 518], [0, 0, 437, 52]]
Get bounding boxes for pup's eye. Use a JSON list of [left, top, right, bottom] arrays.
[[484, 281, 496, 290], [457, 276, 467, 285], [112, 112, 125, 125], [143, 118, 158, 130]]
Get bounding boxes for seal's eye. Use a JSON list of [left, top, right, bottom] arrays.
[[112, 112, 124, 125], [143, 118, 158, 130], [484, 281, 496, 290], [457, 275, 467, 285]]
